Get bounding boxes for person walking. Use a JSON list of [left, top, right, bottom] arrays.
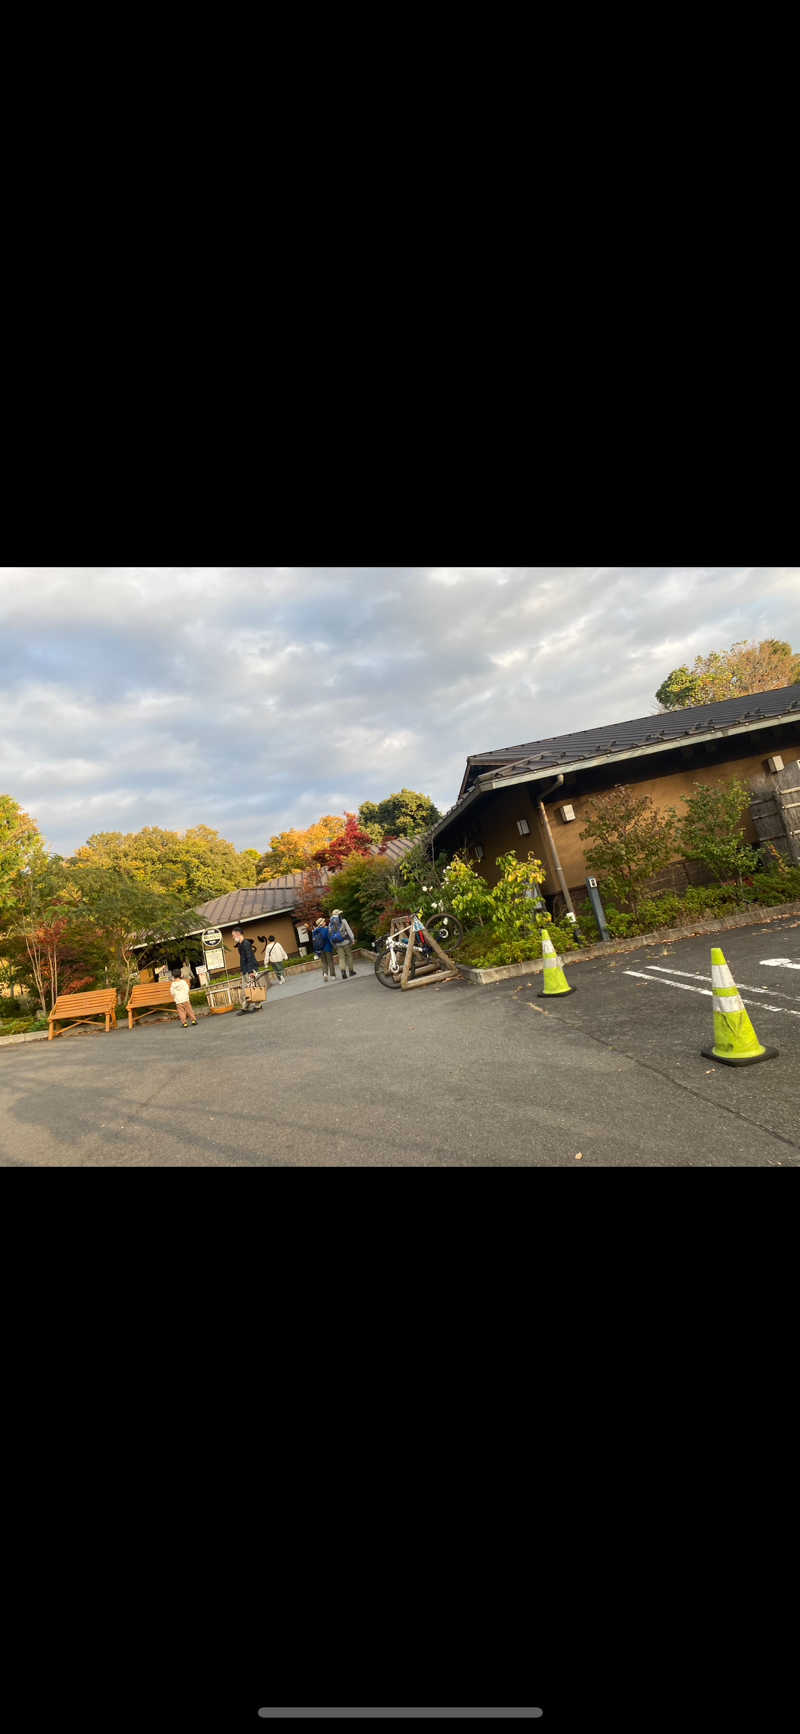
[[170, 974, 198, 1027], [328, 908, 357, 978], [312, 917, 336, 983], [231, 927, 263, 1014], [262, 934, 288, 985]]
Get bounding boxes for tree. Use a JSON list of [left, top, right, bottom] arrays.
[[678, 780, 760, 887], [71, 825, 248, 903], [2, 853, 99, 1017], [323, 855, 395, 940], [656, 639, 800, 709], [66, 868, 202, 1000], [580, 785, 679, 918], [257, 815, 344, 880], [237, 849, 261, 887], [1, 795, 45, 921], [293, 864, 329, 933], [314, 813, 374, 872], [358, 789, 442, 842]]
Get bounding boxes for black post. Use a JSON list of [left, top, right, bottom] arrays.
[[585, 876, 611, 942]]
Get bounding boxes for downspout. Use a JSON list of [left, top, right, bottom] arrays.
[[534, 774, 576, 919]]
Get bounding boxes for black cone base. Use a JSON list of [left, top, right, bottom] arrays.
[[538, 985, 576, 998], [701, 1046, 778, 1066]]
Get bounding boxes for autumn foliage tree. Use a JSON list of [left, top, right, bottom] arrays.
[[313, 813, 375, 871], [257, 815, 344, 880], [656, 639, 800, 710]]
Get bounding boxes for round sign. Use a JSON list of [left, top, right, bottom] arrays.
[[202, 928, 223, 947]]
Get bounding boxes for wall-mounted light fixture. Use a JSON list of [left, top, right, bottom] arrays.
[[765, 755, 784, 773], [516, 818, 530, 836], [473, 843, 484, 860], [559, 804, 576, 822]]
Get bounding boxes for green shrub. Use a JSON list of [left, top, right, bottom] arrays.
[[0, 996, 34, 1019], [749, 868, 800, 904], [454, 921, 576, 970], [678, 779, 760, 885]]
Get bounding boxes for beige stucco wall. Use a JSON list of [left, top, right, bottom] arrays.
[[450, 738, 800, 897], [219, 912, 299, 971]]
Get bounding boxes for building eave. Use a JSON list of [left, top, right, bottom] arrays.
[[433, 708, 800, 839]]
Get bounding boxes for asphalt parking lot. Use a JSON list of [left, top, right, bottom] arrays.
[[1, 916, 799, 1165]]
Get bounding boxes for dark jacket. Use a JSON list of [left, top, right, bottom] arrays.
[[234, 936, 258, 974], [312, 924, 332, 954]]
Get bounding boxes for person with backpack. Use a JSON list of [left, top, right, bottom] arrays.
[[312, 918, 336, 983], [231, 927, 263, 1014], [328, 908, 357, 979]]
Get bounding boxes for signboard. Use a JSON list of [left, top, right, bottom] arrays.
[[201, 929, 223, 947], [203, 948, 225, 972], [296, 923, 310, 944]]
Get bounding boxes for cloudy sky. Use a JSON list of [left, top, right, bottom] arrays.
[[2, 566, 799, 856]]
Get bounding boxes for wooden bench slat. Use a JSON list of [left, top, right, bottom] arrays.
[[49, 989, 117, 1039]]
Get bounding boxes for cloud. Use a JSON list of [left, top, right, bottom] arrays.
[[1, 566, 799, 854]]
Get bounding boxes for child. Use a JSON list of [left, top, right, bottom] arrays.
[[170, 974, 198, 1027]]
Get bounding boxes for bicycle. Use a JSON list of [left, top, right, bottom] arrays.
[[373, 911, 463, 989]]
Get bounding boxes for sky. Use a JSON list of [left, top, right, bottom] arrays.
[[2, 566, 799, 856]]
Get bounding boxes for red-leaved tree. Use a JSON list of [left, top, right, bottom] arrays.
[[314, 813, 374, 872]]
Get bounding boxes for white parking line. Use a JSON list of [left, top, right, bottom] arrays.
[[623, 970, 800, 1019], [759, 957, 800, 970], [647, 964, 800, 1003]]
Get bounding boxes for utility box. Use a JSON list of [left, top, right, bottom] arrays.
[[765, 755, 784, 773], [559, 804, 576, 822]]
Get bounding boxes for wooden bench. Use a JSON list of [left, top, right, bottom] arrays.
[[127, 982, 183, 1028], [48, 989, 118, 1040]]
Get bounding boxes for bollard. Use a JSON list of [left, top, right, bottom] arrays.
[[585, 876, 611, 942]]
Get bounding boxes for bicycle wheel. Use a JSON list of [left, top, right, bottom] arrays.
[[419, 912, 463, 949], [374, 946, 416, 988]]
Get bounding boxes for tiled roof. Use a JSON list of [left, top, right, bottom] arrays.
[[196, 874, 328, 930], [462, 684, 800, 787], [374, 835, 417, 863], [433, 683, 800, 835]]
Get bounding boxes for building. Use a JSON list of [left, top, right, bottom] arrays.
[[133, 839, 417, 979], [429, 684, 800, 911], [133, 873, 327, 981]]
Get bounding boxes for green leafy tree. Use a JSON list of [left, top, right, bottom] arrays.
[[66, 868, 202, 1000], [1, 795, 46, 921], [581, 785, 679, 918], [358, 789, 441, 841], [2, 853, 95, 1016], [237, 849, 261, 887], [71, 825, 248, 903], [323, 855, 395, 940], [678, 780, 760, 886], [486, 852, 548, 943], [437, 856, 494, 928], [656, 638, 800, 709]]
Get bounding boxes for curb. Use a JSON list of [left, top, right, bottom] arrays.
[[0, 1029, 50, 1047], [458, 899, 800, 985]]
